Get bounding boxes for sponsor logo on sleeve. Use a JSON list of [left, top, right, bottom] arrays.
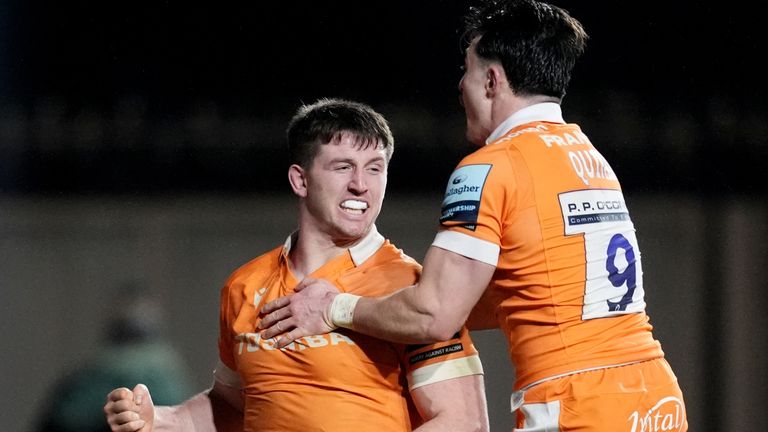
[[440, 164, 492, 230]]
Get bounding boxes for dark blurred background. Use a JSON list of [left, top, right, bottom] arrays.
[[2, 1, 765, 196], [1, 1, 766, 431]]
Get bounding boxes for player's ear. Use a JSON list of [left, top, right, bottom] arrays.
[[486, 63, 507, 97], [288, 164, 308, 197]]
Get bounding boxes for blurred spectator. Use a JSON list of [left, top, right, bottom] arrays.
[[32, 282, 193, 432]]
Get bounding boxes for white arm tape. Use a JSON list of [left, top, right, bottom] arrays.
[[329, 293, 361, 329]]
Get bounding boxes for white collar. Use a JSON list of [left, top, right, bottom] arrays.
[[485, 102, 565, 144], [281, 225, 385, 267]]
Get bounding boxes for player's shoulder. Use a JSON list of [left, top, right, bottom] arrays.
[[457, 128, 531, 167], [339, 240, 421, 296], [374, 240, 422, 270], [497, 121, 588, 152], [225, 245, 283, 284], [461, 121, 585, 169]]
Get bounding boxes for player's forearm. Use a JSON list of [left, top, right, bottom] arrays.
[[331, 277, 460, 344], [153, 392, 216, 432], [411, 376, 490, 432], [353, 285, 452, 343], [339, 246, 492, 343]]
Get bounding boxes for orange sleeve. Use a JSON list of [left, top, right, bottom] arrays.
[[218, 275, 241, 371], [439, 147, 517, 247]]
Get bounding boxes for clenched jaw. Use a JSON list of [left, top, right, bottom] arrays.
[[340, 199, 368, 215]]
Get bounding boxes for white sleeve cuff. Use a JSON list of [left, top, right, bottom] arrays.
[[407, 354, 484, 390], [432, 230, 500, 266]]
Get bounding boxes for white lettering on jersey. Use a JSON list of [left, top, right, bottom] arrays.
[[627, 396, 686, 432], [253, 287, 267, 307], [329, 332, 355, 346], [497, 124, 551, 144], [539, 130, 590, 147], [538, 131, 617, 186], [568, 149, 617, 186], [303, 335, 329, 348], [236, 331, 356, 354]]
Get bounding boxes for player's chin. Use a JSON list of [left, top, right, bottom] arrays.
[[339, 220, 374, 239]]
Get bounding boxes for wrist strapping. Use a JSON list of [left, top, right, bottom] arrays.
[[328, 293, 361, 329]]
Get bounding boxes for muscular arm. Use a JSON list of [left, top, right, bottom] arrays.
[[353, 246, 495, 343], [411, 374, 489, 432], [105, 380, 242, 432], [206, 380, 244, 432], [261, 246, 495, 346], [156, 369, 244, 432]]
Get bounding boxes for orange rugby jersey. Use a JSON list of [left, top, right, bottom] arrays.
[[219, 228, 483, 431], [434, 103, 663, 390]]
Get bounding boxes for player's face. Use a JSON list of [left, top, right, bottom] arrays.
[[302, 133, 388, 243], [459, 38, 493, 146]]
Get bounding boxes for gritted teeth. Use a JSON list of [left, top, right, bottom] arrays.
[[341, 199, 368, 210]]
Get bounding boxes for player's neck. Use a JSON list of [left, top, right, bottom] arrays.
[[288, 229, 347, 280], [493, 93, 560, 129]]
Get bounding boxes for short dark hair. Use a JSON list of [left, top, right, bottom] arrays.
[[286, 98, 394, 168], [462, 0, 588, 100]]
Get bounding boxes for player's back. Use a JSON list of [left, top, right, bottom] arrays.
[[465, 121, 663, 389]]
